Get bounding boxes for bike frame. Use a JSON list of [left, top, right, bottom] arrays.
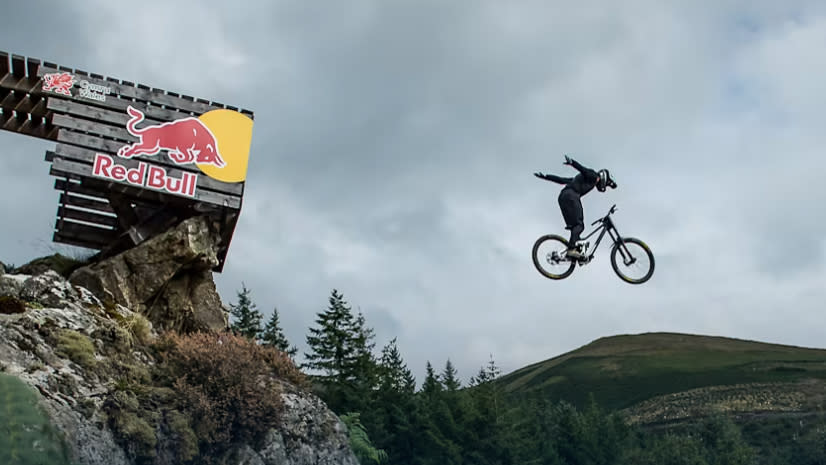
[[574, 205, 635, 263]]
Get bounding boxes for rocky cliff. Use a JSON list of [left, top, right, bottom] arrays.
[[0, 216, 359, 465]]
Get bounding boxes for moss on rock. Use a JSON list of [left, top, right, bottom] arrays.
[[54, 329, 97, 369], [15, 253, 93, 278]]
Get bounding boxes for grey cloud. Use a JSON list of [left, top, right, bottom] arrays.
[[2, 1, 826, 384]]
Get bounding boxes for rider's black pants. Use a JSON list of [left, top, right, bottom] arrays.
[[558, 188, 584, 248]]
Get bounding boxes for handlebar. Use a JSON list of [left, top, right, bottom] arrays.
[[591, 204, 618, 226]]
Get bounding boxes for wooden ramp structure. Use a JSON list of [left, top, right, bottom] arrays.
[[0, 50, 255, 272]]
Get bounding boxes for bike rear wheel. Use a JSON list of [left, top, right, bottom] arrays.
[[532, 234, 576, 280], [610, 237, 655, 284]]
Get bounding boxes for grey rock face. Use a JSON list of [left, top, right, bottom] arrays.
[[68, 216, 228, 333], [0, 265, 358, 465]]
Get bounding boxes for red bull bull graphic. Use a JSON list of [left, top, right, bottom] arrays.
[[90, 105, 254, 199], [118, 106, 226, 168], [92, 153, 198, 198]]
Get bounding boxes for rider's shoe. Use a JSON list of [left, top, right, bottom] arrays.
[[565, 248, 585, 260]]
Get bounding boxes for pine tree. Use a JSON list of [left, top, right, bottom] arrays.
[[303, 289, 364, 413], [373, 338, 417, 464], [378, 338, 416, 394], [352, 309, 379, 394], [229, 283, 263, 341], [441, 359, 461, 392], [260, 306, 297, 357]]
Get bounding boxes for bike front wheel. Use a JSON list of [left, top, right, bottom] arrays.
[[610, 237, 655, 284], [532, 234, 576, 280]]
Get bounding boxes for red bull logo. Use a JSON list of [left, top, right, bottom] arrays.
[[90, 105, 253, 199], [118, 106, 226, 168], [92, 154, 197, 198]]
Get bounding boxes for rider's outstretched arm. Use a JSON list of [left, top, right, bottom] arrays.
[[537, 173, 573, 184], [566, 157, 599, 181]]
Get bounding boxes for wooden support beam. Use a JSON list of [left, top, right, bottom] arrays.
[[106, 192, 141, 232], [54, 219, 119, 245], [11, 54, 25, 78], [0, 51, 9, 77], [26, 58, 40, 78]]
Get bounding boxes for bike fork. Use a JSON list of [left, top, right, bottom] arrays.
[[610, 228, 637, 266]]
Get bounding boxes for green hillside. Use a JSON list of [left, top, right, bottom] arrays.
[[497, 332, 826, 418]]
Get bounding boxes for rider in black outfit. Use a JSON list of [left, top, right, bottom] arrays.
[[534, 155, 617, 259]]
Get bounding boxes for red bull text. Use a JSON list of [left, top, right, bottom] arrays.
[[117, 106, 226, 167], [92, 153, 197, 198]]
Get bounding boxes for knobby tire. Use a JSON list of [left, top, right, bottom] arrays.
[[532, 234, 576, 280], [610, 237, 655, 284]]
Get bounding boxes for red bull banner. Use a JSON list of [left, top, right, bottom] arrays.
[[92, 105, 254, 197]]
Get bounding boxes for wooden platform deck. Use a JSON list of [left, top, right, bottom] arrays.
[[0, 50, 255, 272]]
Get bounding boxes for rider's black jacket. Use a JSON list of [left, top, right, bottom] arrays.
[[539, 159, 599, 196]]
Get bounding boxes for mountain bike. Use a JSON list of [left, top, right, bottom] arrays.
[[532, 204, 655, 284]]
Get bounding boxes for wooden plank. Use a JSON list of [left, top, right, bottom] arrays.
[[45, 91, 194, 122], [35, 64, 254, 119], [57, 192, 115, 214], [54, 220, 119, 245], [58, 206, 119, 228], [57, 129, 123, 153], [52, 233, 105, 251], [49, 157, 242, 209], [47, 98, 166, 126], [37, 65, 214, 115], [52, 113, 131, 141], [48, 143, 245, 196], [11, 54, 25, 78], [55, 178, 114, 199], [55, 174, 169, 209]]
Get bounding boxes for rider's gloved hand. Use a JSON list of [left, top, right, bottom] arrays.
[[534, 172, 546, 179], [564, 155, 573, 165]]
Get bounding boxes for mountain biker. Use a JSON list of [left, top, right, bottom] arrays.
[[534, 155, 617, 259]]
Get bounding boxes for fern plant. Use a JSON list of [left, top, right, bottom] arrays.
[[0, 374, 73, 465], [341, 412, 388, 465]]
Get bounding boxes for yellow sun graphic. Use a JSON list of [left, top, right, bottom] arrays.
[[195, 109, 254, 183]]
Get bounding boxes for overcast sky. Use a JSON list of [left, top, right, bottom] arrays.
[[2, 1, 826, 386]]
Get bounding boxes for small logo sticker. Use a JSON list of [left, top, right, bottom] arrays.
[[42, 72, 76, 96]]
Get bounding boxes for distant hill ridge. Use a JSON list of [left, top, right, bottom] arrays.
[[496, 332, 826, 421]]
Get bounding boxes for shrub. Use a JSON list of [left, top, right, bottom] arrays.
[[0, 295, 27, 314], [126, 313, 153, 346], [152, 331, 305, 461]]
